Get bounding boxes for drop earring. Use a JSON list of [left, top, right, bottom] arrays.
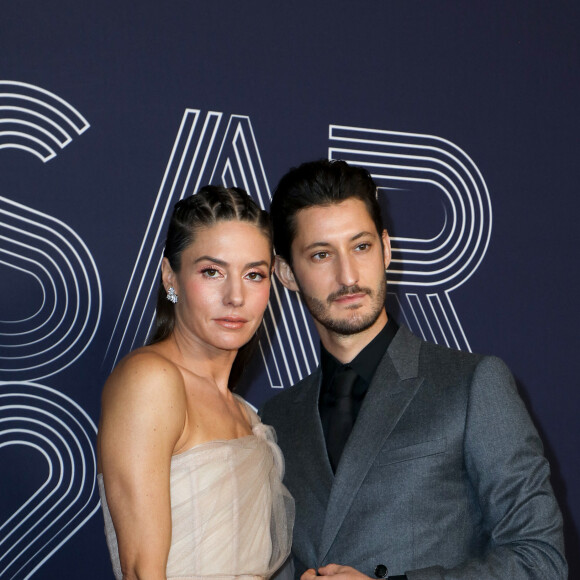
[[166, 286, 178, 304]]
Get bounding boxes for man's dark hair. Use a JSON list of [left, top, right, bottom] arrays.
[[270, 159, 384, 264]]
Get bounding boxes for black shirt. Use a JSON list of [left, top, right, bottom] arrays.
[[319, 317, 398, 442]]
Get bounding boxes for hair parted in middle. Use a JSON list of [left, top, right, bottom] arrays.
[[148, 184, 272, 389], [269, 159, 384, 265]]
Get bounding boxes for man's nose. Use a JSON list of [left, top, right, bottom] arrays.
[[336, 254, 359, 288]]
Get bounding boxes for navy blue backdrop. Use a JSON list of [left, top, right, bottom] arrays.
[[1, 2, 579, 578]]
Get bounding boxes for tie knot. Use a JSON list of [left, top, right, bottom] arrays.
[[332, 367, 357, 398]]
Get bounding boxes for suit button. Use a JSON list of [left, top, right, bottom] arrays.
[[374, 564, 388, 578]]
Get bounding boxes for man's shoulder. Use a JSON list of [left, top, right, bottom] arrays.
[[260, 369, 320, 416], [420, 334, 484, 365], [398, 326, 509, 385], [392, 324, 479, 359]]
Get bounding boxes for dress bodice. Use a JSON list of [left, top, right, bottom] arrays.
[[98, 399, 294, 580]]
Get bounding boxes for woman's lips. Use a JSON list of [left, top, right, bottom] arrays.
[[214, 317, 247, 329]]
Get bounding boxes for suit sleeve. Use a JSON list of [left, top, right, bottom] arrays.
[[407, 356, 567, 580]]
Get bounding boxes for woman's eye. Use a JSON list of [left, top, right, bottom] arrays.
[[246, 271, 264, 281], [202, 268, 220, 277], [313, 251, 329, 261]]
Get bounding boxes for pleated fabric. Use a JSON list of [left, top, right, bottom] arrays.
[[98, 400, 294, 580]]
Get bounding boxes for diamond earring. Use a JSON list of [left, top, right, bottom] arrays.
[[166, 286, 178, 304]]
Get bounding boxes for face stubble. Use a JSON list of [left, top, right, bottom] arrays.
[[297, 276, 387, 337]]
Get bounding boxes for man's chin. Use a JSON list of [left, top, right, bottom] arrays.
[[302, 292, 384, 336], [320, 314, 379, 336]]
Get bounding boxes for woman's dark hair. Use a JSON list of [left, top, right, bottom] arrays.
[[148, 185, 273, 390], [270, 159, 384, 265]]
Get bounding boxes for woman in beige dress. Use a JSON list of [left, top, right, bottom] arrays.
[[97, 186, 294, 580]]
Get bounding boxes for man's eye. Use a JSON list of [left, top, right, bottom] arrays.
[[313, 252, 329, 260], [356, 243, 370, 251]]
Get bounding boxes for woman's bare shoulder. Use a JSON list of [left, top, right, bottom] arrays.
[[102, 346, 186, 410]]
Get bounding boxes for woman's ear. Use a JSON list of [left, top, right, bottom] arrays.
[[274, 256, 299, 292], [161, 257, 177, 292]]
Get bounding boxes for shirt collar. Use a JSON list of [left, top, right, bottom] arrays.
[[320, 316, 399, 386]]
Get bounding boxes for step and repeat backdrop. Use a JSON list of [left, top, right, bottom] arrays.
[[1, 2, 579, 578]]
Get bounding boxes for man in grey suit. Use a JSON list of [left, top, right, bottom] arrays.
[[260, 160, 566, 580]]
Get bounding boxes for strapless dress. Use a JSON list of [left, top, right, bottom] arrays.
[[98, 398, 294, 580]]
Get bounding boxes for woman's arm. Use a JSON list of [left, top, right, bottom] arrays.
[[98, 351, 187, 580]]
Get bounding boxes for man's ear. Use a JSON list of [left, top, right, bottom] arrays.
[[161, 257, 177, 293], [274, 256, 299, 292], [382, 229, 392, 270]]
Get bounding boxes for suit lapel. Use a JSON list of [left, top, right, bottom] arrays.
[[288, 369, 334, 490], [317, 326, 424, 563], [282, 369, 334, 567]]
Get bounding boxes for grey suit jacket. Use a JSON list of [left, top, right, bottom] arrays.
[[261, 326, 566, 580]]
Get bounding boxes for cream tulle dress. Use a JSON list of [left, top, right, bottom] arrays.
[[98, 397, 294, 580]]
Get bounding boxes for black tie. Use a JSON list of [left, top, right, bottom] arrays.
[[326, 366, 358, 471]]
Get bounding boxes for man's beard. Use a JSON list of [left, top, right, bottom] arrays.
[[298, 277, 387, 337]]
